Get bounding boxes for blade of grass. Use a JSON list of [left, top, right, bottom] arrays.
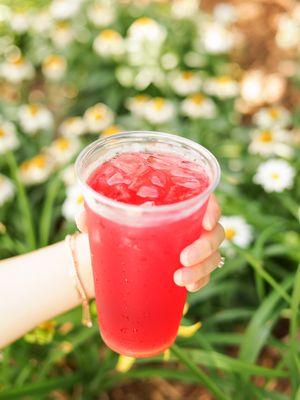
[[239, 276, 293, 363], [183, 349, 287, 378], [6, 152, 36, 251], [171, 344, 230, 400], [240, 250, 293, 306], [290, 264, 300, 396], [0, 374, 81, 399], [38, 324, 99, 378], [39, 175, 62, 247]]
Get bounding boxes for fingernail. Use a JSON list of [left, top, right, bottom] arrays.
[[174, 270, 184, 286], [203, 216, 213, 231], [180, 249, 190, 267]]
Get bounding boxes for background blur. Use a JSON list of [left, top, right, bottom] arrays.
[[0, 0, 299, 399]]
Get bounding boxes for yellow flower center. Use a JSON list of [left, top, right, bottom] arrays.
[[76, 195, 84, 205], [28, 104, 40, 116], [102, 125, 121, 136], [43, 55, 64, 68], [0, 128, 6, 137], [191, 93, 204, 105], [225, 227, 236, 240], [217, 75, 231, 84], [65, 117, 77, 125], [32, 155, 47, 168], [55, 138, 70, 151], [259, 130, 273, 142], [100, 29, 120, 40], [268, 108, 279, 120], [11, 56, 24, 66], [182, 71, 193, 80], [135, 17, 153, 26], [152, 98, 165, 110], [271, 172, 280, 180], [134, 94, 149, 103], [56, 21, 69, 29]]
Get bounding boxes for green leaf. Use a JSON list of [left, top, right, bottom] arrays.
[[0, 374, 80, 399], [239, 276, 294, 363]]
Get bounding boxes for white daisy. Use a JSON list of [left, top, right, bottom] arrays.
[[62, 184, 84, 221], [20, 154, 54, 185], [31, 11, 53, 35], [213, 3, 237, 26], [169, 71, 202, 96], [101, 124, 122, 137], [50, 0, 82, 20], [201, 22, 234, 54], [203, 75, 239, 98], [276, 14, 300, 50], [93, 29, 125, 59], [143, 97, 175, 125], [181, 93, 217, 119], [254, 159, 295, 193], [221, 216, 253, 248], [50, 21, 74, 49], [42, 54, 67, 81], [252, 106, 291, 129], [249, 128, 293, 158], [9, 11, 29, 34], [87, 1, 116, 27], [127, 17, 166, 44], [84, 103, 114, 133], [171, 0, 199, 19], [0, 174, 15, 206], [45, 137, 80, 167], [0, 55, 34, 84], [126, 18, 166, 69], [0, 121, 19, 154], [59, 117, 86, 137], [60, 164, 76, 187], [19, 103, 53, 135], [125, 94, 151, 117], [161, 52, 179, 70]]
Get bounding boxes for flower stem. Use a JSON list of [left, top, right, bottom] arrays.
[[6, 152, 36, 251], [171, 344, 229, 400], [39, 175, 61, 247]]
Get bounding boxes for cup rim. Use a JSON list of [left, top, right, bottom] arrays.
[[75, 131, 221, 214]]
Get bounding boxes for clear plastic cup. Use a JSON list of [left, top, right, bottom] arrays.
[[76, 131, 220, 357]]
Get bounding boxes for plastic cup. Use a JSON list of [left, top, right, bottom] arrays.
[[76, 131, 220, 357]]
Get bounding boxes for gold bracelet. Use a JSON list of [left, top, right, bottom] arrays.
[[65, 232, 93, 328]]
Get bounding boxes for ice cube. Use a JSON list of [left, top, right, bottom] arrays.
[[107, 172, 131, 186], [176, 179, 200, 189], [171, 168, 194, 179], [137, 185, 159, 198], [150, 173, 165, 187]]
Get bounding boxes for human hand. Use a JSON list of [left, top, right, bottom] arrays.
[[75, 194, 224, 293], [173, 194, 224, 292]]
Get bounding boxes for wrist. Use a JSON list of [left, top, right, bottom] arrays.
[[76, 233, 95, 299]]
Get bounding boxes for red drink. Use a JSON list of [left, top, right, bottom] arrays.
[[76, 132, 220, 357]]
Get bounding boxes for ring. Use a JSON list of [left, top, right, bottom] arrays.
[[218, 256, 225, 269]]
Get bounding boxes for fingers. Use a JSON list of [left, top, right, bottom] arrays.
[[174, 251, 221, 287], [186, 275, 210, 293], [75, 207, 88, 233], [203, 194, 221, 231], [180, 223, 225, 267]]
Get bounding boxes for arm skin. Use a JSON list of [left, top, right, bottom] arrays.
[[0, 234, 94, 349], [0, 195, 224, 349]]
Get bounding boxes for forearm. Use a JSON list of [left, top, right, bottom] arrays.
[[0, 233, 94, 349]]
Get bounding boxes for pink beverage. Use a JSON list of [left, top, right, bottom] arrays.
[[76, 132, 220, 358]]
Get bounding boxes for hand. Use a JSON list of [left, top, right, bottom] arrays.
[[173, 194, 224, 292], [76, 194, 224, 293]]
